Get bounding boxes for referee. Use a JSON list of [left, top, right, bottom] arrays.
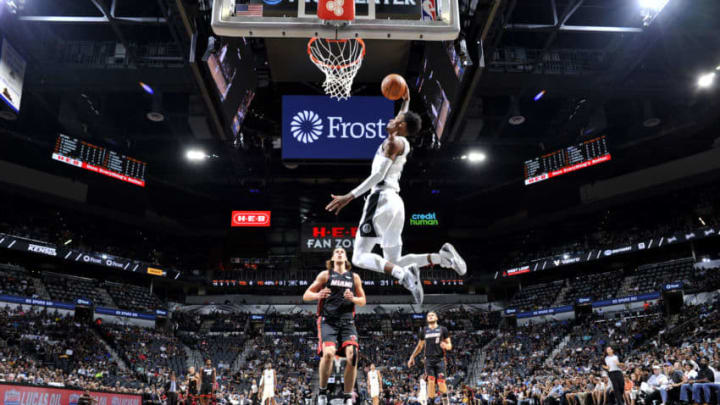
[[603, 346, 625, 405]]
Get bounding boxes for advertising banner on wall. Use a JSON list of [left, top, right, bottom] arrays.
[[300, 223, 357, 252], [282, 96, 393, 160], [0, 383, 142, 405]]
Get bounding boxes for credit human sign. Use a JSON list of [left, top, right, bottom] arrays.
[[409, 212, 439, 226]]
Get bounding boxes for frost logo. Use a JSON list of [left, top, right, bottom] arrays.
[[290, 110, 323, 144]]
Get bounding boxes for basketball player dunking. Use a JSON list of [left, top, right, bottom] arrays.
[[303, 247, 366, 405], [258, 362, 276, 405], [367, 363, 382, 405], [325, 83, 467, 305], [408, 311, 452, 405]]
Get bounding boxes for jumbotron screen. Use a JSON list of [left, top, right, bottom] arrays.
[[524, 136, 611, 186], [52, 134, 147, 187]]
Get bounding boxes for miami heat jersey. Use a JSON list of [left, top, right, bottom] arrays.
[[418, 325, 449, 359], [319, 270, 355, 319]]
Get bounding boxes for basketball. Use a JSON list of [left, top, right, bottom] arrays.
[[381, 74, 407, 101]]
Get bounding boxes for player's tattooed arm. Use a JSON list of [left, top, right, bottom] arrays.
[[302, 271, 330, 302]]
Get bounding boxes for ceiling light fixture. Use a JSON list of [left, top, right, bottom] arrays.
[[186, 150, 207, 161], [698, 72, 716, 88], [508, 96, 525, 125], [467, 151, 486, 163], [139, 82, 154, 95], [638, 0, 669, 12]]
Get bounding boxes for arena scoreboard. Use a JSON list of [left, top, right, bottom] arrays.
[[52, 134, 147, 187], [524, 136, 611, 185]]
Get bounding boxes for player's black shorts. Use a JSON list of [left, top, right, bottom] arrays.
[[424, 357, 446, 380], [317, 316, 359, 355], [200, 383, 213, 395]]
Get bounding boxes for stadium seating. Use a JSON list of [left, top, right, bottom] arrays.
[[0, 265, 43, 298], [509, 280, 564, 311], [559, 270, 623, 304], [43, 273, 114, 307], [104, 282, 164, 312], [622, 258, 695, 295], [97, 324, 186, 380]]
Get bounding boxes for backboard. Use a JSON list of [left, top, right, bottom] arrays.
[[211, 0, 460, 41]]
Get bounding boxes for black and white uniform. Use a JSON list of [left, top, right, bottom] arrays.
[[200, 367, 214, 395], [419, 325, 449, 381], [317, 270, 359, 355], [605, 354, 625, 405], [354, 136, 411, 251]]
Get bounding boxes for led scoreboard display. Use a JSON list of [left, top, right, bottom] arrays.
[[52, 134, 147, 187], [524, 136, 611, 186], [300, 223, 357, 252]]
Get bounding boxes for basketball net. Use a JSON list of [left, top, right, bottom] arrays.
[[308, 38, 366, 100]]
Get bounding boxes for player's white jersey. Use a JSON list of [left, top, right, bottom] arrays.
[[262, 369, 275, 390], [368, 370, 380, 397], [418, 379, 427, 400], [370, 136, 410, 194]]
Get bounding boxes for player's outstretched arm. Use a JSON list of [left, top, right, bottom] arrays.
[[398, 85, 410, 115], [302, 271, 330, 302], [407, 339, 425, 368]]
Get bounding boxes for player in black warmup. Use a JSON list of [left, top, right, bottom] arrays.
[[407, 311, 452, 405], [303, 247, 367, 405], [200, 359, 216, 405]]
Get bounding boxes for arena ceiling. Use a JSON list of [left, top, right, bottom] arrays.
[[0, 0, 719, 229]]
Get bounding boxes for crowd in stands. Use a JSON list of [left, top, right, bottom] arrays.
[[0, 265, 41, 298], [105, 282, 164, 312], [510, 281, 564, 312], [473, 297, 720, 405], [0, 263, 167, 313], [492, 185, 720, 272], [508, 262, 720, 312], [0, 193, 209, 270], [43, 273, 114, 307], [97, 324, 187, 382], [0, 290, 719, 405], [0, 306, 142, 392]]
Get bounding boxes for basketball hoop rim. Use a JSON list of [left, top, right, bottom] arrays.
[[307, 37, 366, 70]]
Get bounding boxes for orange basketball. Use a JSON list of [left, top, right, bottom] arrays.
[[381, 74, 407, 101]]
